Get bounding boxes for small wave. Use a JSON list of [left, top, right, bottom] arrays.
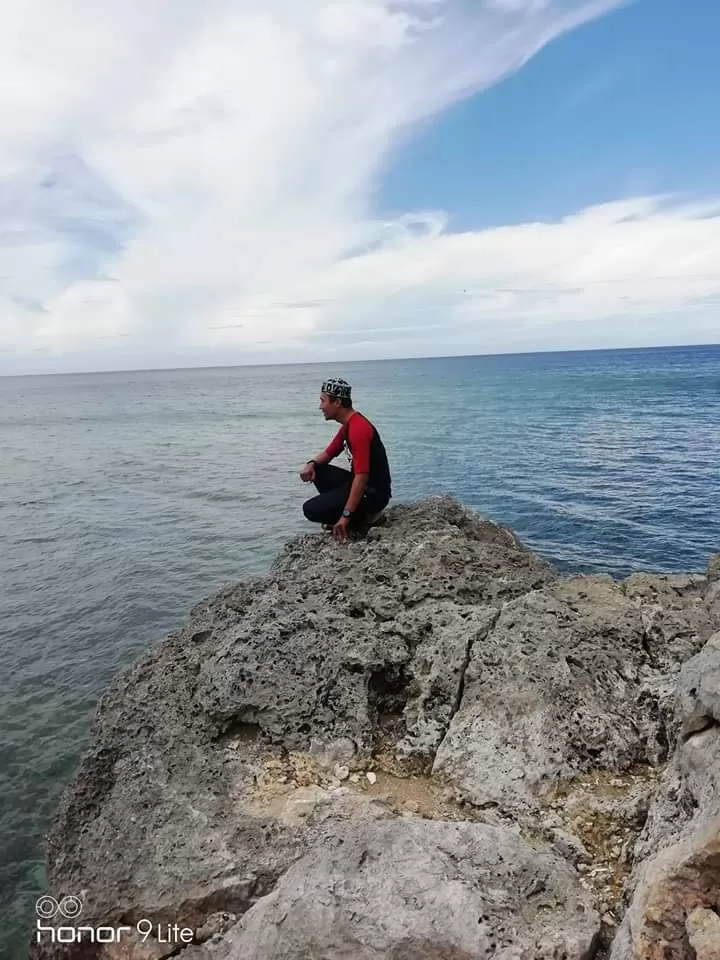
[[185, 490, 244, 503]]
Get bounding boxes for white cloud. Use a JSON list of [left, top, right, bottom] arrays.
[[3, 0, 718, 376]]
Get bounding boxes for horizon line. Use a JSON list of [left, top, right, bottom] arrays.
[[1, 340, 718, 380]]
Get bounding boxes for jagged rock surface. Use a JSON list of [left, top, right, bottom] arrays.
[[610, 633, 720, 959], [184, 818, 600, 960], [433, 571, 717, 814], [31, 496, 720, 960]]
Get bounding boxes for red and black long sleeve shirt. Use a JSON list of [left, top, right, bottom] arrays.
[[323, 411, 392, 500]]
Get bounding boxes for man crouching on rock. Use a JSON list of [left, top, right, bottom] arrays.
[[300, 378, 392, 543]]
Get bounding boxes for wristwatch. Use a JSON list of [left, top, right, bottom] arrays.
[[342, 508, 352, 518]]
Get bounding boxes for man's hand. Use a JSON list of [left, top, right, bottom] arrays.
[[300, 462, 316, 483], [332, 516, 350, 543]]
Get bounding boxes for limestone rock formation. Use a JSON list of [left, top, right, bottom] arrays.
[[609, 632, 720, 959], [30, 496, 720, 960], [184, 818, 600, 960]]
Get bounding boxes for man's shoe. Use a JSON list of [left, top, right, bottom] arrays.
[[365, 510, 385, 527]]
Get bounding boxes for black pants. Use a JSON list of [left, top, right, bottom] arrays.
[[302, 463, 389, 527]]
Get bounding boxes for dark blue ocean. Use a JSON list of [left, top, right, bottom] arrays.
[[2, 345, 719, 955]]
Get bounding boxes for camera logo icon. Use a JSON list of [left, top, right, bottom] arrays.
[[35, 896, 83, 920]]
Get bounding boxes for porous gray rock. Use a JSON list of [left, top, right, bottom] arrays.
[[433, 573, 697, 814], [610, 630, 720, 959], [30, 499, 720, 960], [189, 818, 600, 960], [623, 570, 716, 667], [687, 907, 720, 960]]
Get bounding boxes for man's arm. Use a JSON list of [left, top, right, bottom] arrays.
[[332, 472, 368, 541], [342, 416, 372, 514], [344, 473, 369, 513], [306, 449, 331, 466], [301, 427, 344, 479], [311, 426, 344, 464]]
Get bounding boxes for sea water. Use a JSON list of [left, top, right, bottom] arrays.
[[2, 344, 719, 955]]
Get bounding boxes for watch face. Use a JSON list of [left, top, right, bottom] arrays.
[[342, 509, 351, 517]]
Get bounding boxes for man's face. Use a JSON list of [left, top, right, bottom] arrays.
[[319, 392, 340, 420]]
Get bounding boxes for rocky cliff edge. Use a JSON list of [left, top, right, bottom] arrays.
[[32, 496, 720, 960]]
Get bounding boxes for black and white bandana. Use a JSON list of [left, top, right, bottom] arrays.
[[321, 377, 352, 400]]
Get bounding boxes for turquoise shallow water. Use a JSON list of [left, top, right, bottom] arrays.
[[2, 345, 719, 955]]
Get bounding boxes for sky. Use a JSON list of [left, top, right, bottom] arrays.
[[1, 0, 719, 375]]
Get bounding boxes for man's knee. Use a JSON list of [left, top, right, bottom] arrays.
[[303, 498, 319, 522]]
